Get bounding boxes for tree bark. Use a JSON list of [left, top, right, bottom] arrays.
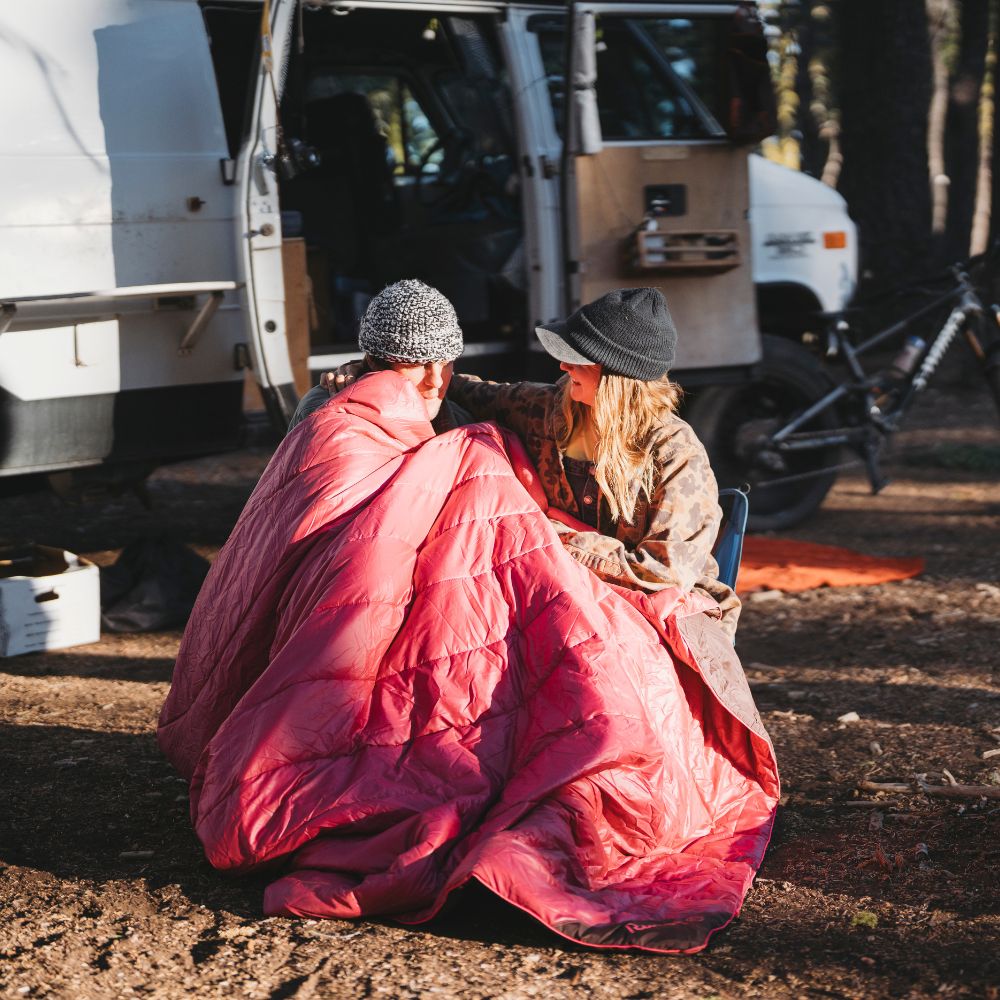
[[970, 0, 999, 255], [803, 3, 842, 187], [837, 1, 934, 291], [944, 0, 989, 263], [926, 0, 955, 244]]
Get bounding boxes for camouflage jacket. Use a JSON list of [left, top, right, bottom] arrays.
[[448, 374, 740, 636]]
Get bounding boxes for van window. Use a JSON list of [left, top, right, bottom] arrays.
[[432, 16, 516, 161], [200, 3, 260, 159], [306, 73, 443, 176], [531, 15, 726, 141]]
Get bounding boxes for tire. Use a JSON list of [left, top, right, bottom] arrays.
[[686, 335, 841, 531]]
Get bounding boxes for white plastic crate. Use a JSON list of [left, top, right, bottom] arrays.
[[0, 546, 100, 656]]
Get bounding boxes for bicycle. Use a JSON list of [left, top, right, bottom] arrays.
[[687, 242, 1000, 531]]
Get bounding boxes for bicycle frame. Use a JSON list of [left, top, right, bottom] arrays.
[[758, 269, 995, 493]]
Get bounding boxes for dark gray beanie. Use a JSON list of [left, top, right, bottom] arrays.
[[359, 279, 463, 364], [535, 287, 677, 380]]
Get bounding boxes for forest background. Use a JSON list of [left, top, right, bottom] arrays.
[[760, 0, 999, 300]]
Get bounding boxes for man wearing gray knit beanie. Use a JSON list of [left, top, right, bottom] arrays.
[[288, 280, 472, 432]]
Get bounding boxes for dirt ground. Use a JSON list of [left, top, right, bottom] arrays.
[[1, 376, 998, 1000]]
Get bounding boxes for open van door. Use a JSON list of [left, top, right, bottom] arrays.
[[237, 0, 299, 428], [523, 2, 774, 380]]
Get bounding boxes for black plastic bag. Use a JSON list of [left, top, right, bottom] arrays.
[[99, 533, 210, 632]]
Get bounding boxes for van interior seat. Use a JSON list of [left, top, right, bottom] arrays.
[[283, 92, 399, 338]]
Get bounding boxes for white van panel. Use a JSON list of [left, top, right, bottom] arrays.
[[3, 161, 236, 299], [748, 155, 858, 313], [0, 322, 121, 400], [0, 0, 249, 476], [118, 307, 245, 391], [234, 0, 297, 411], [0, 2, 226, 156], [0, 0, 236, 314]]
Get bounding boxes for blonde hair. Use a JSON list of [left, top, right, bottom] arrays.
[[558, 372, 683, 524]]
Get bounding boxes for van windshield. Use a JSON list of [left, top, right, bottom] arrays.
[[306, 73, 443, 176], [531, 14, 727, 141]]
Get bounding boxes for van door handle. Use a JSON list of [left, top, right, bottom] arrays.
[[539, 155, 558, 179]]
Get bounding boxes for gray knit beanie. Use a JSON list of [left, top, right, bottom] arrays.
[[535, 287, 677, 380], [358, 279, 463, 364]]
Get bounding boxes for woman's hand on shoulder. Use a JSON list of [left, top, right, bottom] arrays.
[[320, 360, 365, 395]]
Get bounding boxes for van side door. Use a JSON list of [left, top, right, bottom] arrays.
[[237, 0, 299, 426], [522, 3, 766, 377]]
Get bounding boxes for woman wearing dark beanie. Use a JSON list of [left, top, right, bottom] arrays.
[[447, 286, 741, 638]]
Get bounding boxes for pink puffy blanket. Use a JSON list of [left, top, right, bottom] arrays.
[[158, 372, 779, 953]]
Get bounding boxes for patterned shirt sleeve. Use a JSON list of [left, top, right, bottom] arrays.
[[554, 421, 741, 636], [447, 374, 557, 441]]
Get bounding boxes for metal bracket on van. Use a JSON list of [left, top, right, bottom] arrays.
[[177, 291, 226, 356], [0, 283, 240, 344]]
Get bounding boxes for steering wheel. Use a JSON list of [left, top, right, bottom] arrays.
[[414, 139, 517, 222], [413, 137, 446, 183]]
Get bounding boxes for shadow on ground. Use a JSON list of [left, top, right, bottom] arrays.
[[1, 653, 177, 683], [0, 464, 267, 558], [746, 680, 1000, 727], [0, 723, 586, 951]]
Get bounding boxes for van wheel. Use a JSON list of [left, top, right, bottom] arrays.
[[686, 335, 841, 531]]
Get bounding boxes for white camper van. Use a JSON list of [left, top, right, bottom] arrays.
[[0, 1, 856, 525]]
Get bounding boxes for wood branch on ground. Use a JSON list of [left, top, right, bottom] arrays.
[[858, 777, 1000, 800], [916, 777, 1000, 799], [859, 780, 914, 794]]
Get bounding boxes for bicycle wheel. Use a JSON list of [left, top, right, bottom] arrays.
[[686, 335, 842, 531]]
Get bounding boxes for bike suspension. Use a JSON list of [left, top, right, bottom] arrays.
[[911, 306, 967, 393]]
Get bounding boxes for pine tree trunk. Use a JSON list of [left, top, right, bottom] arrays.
[[944, 0, 989, 263], [970, 0, 999, 254], [837, 1, 933, 291], [802, 3, 841, 188], [926, 0, 954, 244], [794, 4, 820, 175]]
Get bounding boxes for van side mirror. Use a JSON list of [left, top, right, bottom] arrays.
[[570, 11, 602, 155], [723, 5, 778, 144]]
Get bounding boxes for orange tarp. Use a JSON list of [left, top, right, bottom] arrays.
[[736, 537, 925, 594]]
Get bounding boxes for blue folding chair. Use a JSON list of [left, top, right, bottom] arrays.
[[714, 488, 749, 590]]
